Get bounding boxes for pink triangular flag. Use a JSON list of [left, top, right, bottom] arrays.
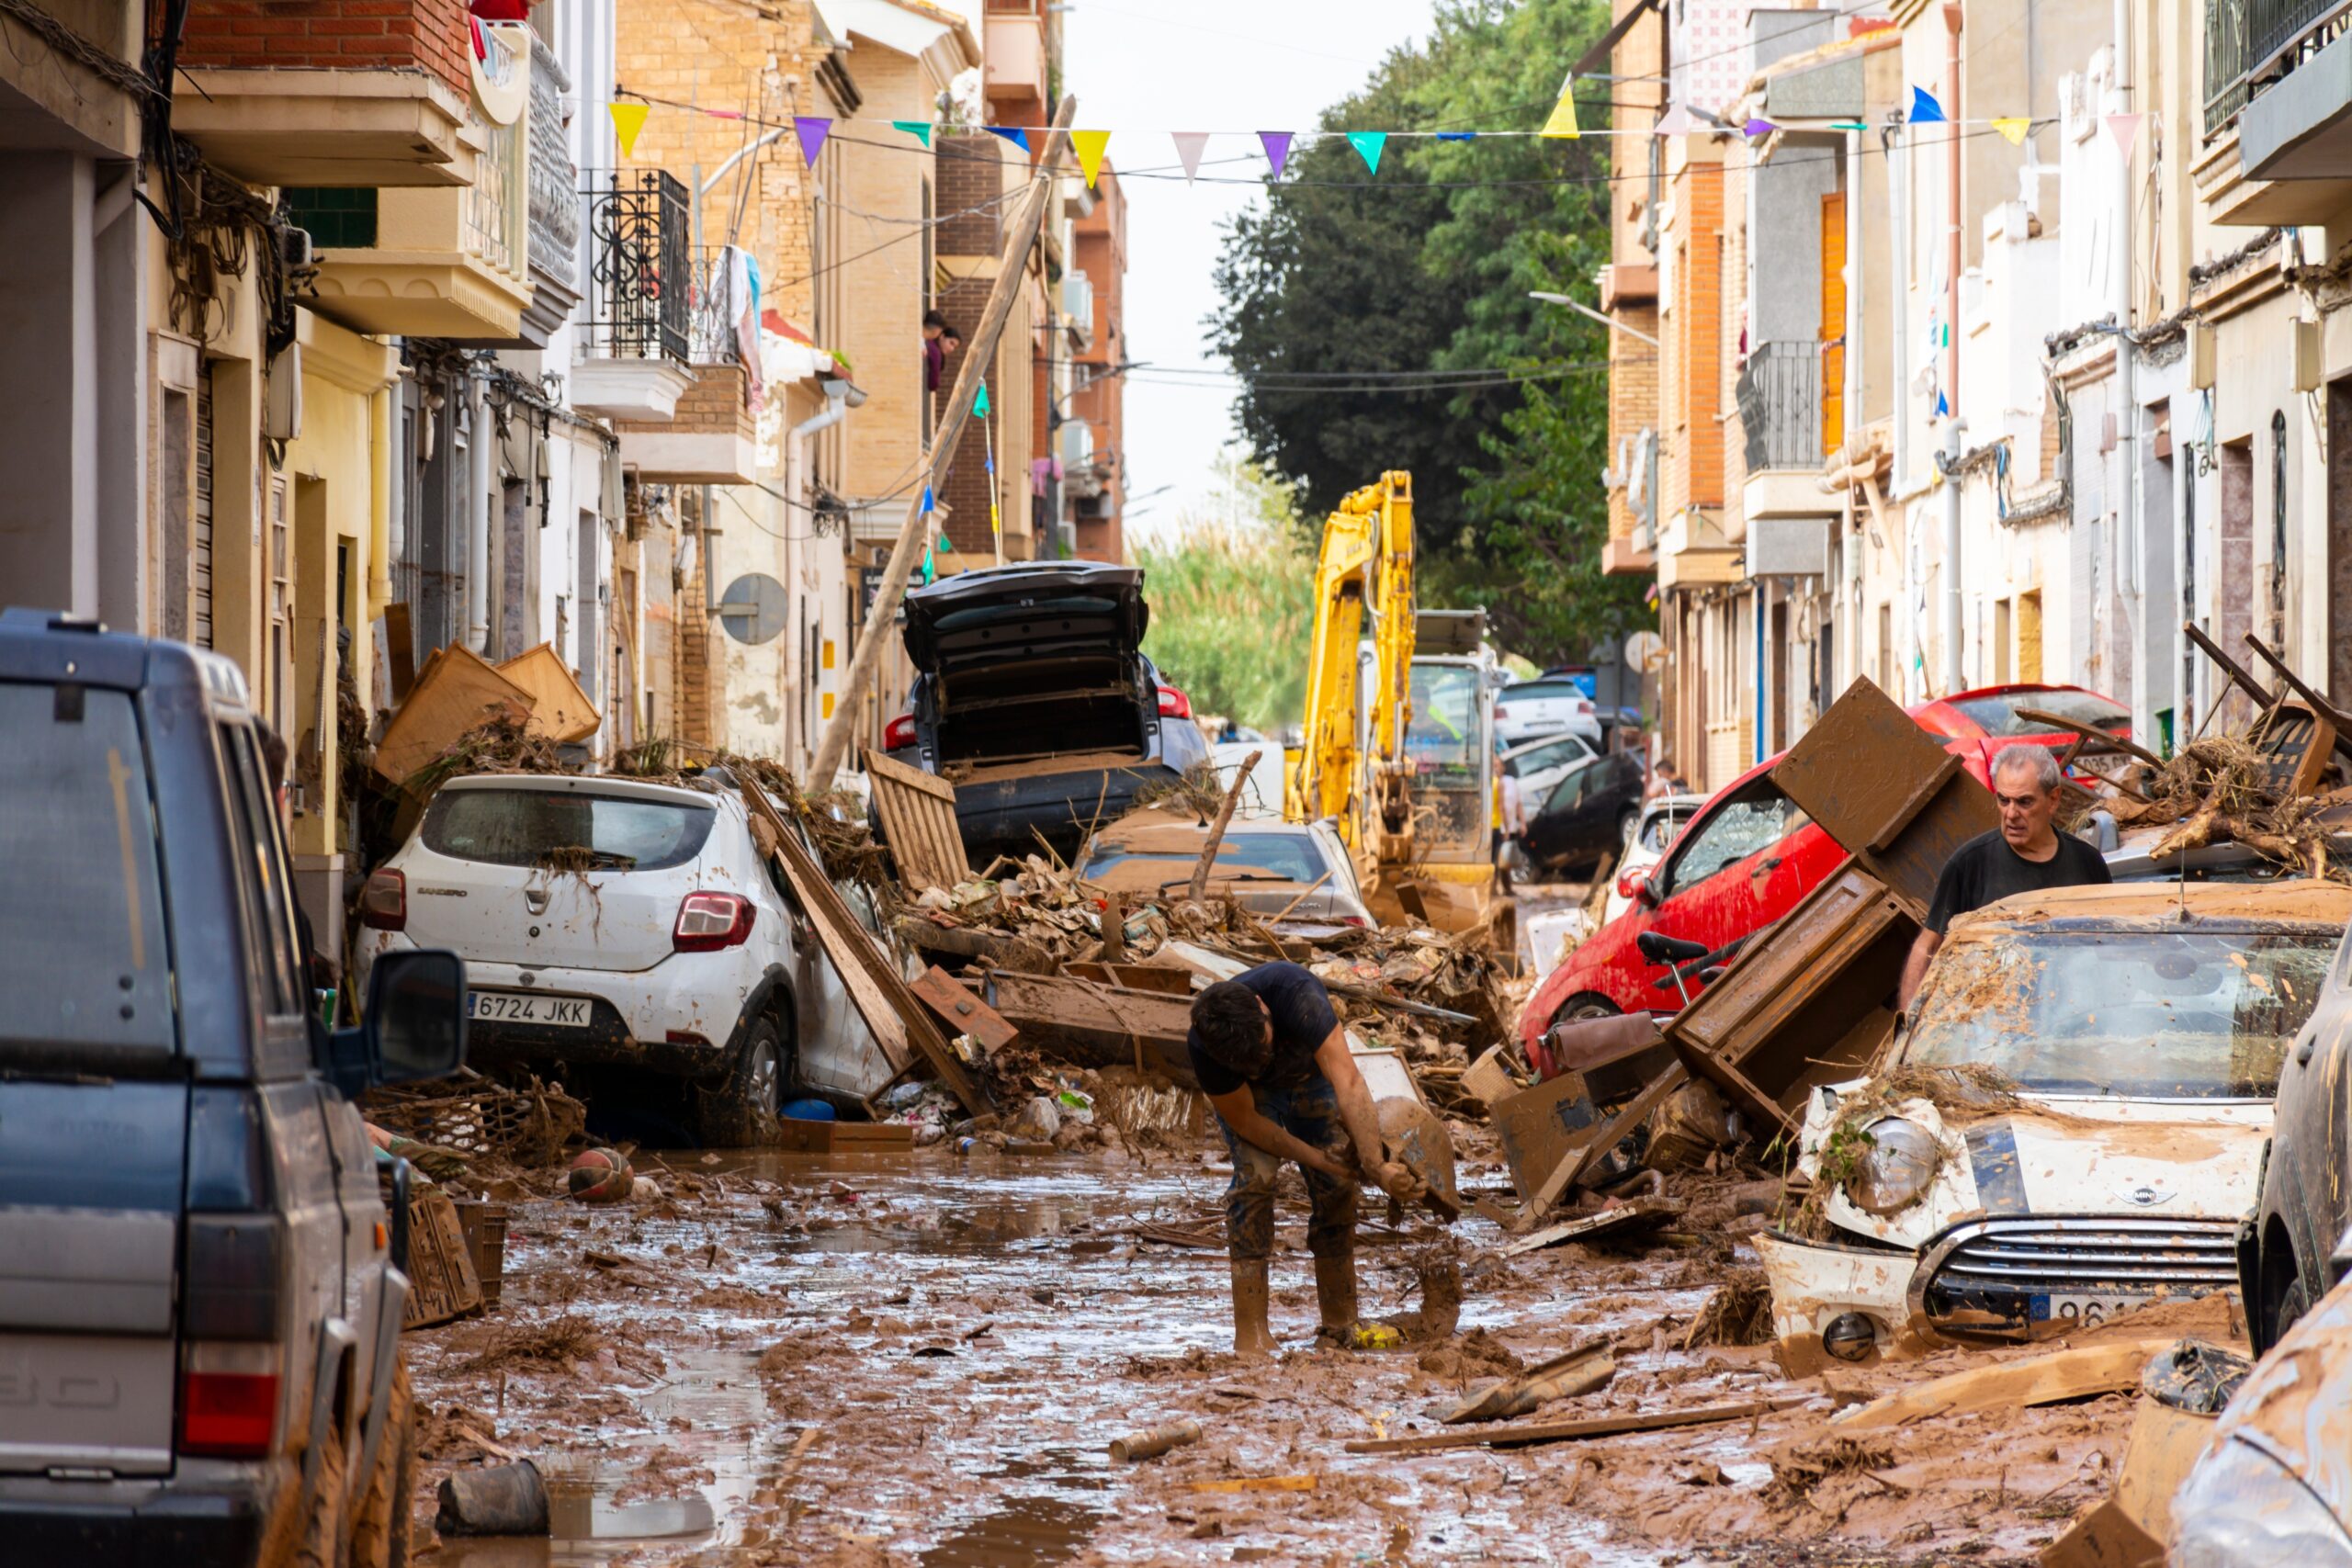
[[793, 116, 831, 166], [1259, 130, 1293, 179], [1172, 131, 1209, 185], [1656, 101, 1693, 137], [2106, 113, 2143, 154]]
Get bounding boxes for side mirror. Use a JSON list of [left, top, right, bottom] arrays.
[[1625, 869, 1660, 909], [324, 949, 468, 1099]]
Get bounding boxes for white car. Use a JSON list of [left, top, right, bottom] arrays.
[[1211, 739, 1289, 819], [1498, 730, 1598, 810], [1758, 880, 2352, 1361], [1492, 678, 1602, 749], [1600, 792, 1708, 923], [355, 770, 891, 1144]]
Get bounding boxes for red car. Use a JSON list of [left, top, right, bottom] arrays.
[[1519, 684, 2127, 1073]]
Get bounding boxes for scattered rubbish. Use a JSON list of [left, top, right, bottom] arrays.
[[1488, 1197, 1683, 1258], [567, 1147, 635, 1204], [401, 1181, 485, 1329], [777, 1118, 918, 1155], [435, 1460, 551, 1537], [1375, 1097, 1459, 1220], [864, 748, 972, 893], [2142, 1337, 2253, 1415], [450, 1199, 510, 1311], [1428, 1338, 1615, 1423], [1109, 1419, 1204, 1461], [1833, 1338, 2181, 1430], [1345, 1398, 1801, 1456], [1188, 1474, 1318, 1494]]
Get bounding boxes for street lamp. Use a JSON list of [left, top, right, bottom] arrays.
[[1529, 290, 1660, 347]]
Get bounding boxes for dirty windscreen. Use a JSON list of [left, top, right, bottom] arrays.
[[1908, 929, 2336, 1096], [1948, 689, 2130, 738], [1082, 832, 1328, 887], [1403, 663, 1489, 856], [424, 789, 715, 872]]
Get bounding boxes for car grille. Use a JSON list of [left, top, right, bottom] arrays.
[[1922, 1216, 2241, 1301]]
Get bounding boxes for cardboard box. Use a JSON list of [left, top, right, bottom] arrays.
[[1487, 1070, 1604, 1202], [776, 1118, 918, 1155]]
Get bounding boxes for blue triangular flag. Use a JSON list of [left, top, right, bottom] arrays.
[[987, 126, 1031, 152], [921, 485, 935, 513], [1909, 85, 1946, 124], [1434, 130, 1476, 141], [1935, 389, 1951, 417]]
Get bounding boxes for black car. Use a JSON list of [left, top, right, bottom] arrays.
[[884, 562, 1210, 862], [1520, 752, 1646, 874], [2243, 913, 2352, 1353]]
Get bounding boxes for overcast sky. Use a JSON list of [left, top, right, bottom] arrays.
[[936, 1, 1441, 544]]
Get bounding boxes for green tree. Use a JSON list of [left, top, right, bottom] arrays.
[[1136, 453, 1313, 733]]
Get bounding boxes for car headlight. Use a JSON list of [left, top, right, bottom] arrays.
[[1846, 1116, 1940, 1216], [2174, 1436, 2352, 1568]]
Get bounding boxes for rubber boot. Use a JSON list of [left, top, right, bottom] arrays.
[[1230, 1258, 1274, 1359], [1314, 1251, 1360, 1341]]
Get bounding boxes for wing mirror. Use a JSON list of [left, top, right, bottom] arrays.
[[1619, 867, 1660, 909], [322, 949, 469, 1099]]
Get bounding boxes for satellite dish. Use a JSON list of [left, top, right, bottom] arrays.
[[1624, 629, 1668, 674], [716, 572, 788, 646]]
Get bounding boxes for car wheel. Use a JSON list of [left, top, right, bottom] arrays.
[[695, 1015, 786, 1147], [289, 1396, 350, 1568], [1556, 992, 1620, 1025], [347, 1362, 414, 1568], [2266, 1270, 2312, 1350], [1619, 808, 1640, 847]]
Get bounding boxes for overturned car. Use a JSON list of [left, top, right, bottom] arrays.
[[1759, 880, 2352, 1361]]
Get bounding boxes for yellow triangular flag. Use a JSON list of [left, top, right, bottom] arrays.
[[610, 101, 650, 160], [1071, 129, 1112, 189], [1541, 73, 1580, 139], [1991, 116, 2030, 146]]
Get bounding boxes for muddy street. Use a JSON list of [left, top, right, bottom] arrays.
[[401, 1139, 2171, 1568]]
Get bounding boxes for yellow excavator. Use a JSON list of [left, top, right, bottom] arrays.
[[1285, 472, 1506, 936]]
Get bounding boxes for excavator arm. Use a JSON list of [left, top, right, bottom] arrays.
[[1291, 473, 1416, 861]]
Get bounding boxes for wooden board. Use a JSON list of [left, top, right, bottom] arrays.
[[891, 917, 1058, 976], [910, 964, 1019, 1054], [496, 643, 601, 742], [1067, 961, 1193, 997], [863, 747, 971, 892], [1834, 1339, 2173, 1431], [983, 969, 1199, 1089], [776, 1118, 918, 1154], [1343, 1399, 1784, 1456], [375, 642, 537, 785], [401, 1184, 484, 1330], [741, 781, 993, 1116], [385, 601, 417, 703], [1490, 1197, 1683, 1258]]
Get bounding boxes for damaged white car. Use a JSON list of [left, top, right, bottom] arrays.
[[1758, 880, 2352, 1361]]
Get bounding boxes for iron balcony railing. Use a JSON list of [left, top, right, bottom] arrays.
[[2206, 0, 2352, 137], [583, 170, 690, 364], [1736, 340, 1821, 474]]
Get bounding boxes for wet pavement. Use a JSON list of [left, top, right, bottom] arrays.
[[403, 1137, 2176, 1567]]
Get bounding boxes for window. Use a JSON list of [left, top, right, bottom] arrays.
[[1501, 681, 1588, 705], [219, 722, 305, 1019], [1947, 688, 2129, 739], [1082, 831, 1328, 887], [1503, 734, 1594, 777], [422, 788, 715, 872], [1658, 778, 1804, 897], [0, 684, 173, 1053], [1404, 664, 1484, 773]]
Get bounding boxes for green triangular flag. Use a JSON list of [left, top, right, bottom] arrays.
[[938, 533, 953, 553], [1346, 130, 1387, 173], [893, 119, 933, 148], [922, 545, 936, 585], [972, 381, 990, 417]]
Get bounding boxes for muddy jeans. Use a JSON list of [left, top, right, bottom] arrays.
[[1216, 1077, 1359, 1262]]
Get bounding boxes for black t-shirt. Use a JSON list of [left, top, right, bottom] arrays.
[[1186, 961, 1340, 1097], [1924, 829, 2112, 934]]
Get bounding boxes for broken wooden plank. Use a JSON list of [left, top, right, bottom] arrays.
[[1188, 1474, 1317, 1494], [910, 964, 1018, 1055], [1429, 1337, 1615, 1424], [1344, 1399, 1791, 1456], [890, 917, 1058, 976], [863, 747, 972, 893], [2241, 632, 2352, 770], [2015, 708, 2166, 772], [983, 968, 1199, 1089], [1833, 1338, 2175, 1431], [741, 781, 993, 1116], [497, 643, 601, 742], [374, 643, 537, 785], [1489, 1197, 1684, 1258], [1189, 750, 1262, 903]]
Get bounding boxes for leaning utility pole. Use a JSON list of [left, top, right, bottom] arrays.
[[808, 98, 1078, 789]]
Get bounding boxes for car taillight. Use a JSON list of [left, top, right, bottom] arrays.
[[1339, 914, 1368, 928], [884, 713, 918, 750], [358, 868, 405, 931], [674, 892, 755, 953], [1493, 705, 1511, 717], [1157, 683, 1192, 719], [178, 1345, 281, 1459]]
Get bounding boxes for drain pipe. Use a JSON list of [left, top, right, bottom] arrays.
[[788, 395, 854, 765], [2110, 13, 2145, 743], [1884, 123, 1909, 491], [1942, 418, 1965, 694], [467, 373, 492, 653]]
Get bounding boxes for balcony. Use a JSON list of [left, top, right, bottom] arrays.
[[608, 249, 759, 485], [571, 171, 695, 422], [2210, 0, 2352, 184], [175, 0, 474, 186], [288, 22, 539, 342], [1061, 271, 1094, 352], [984, 1, 1046, 105], [1736, 340, 1828, 522]]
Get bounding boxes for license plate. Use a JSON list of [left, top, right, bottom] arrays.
[[2028, 1292, 2146, 1329], [469, 990, 592, 1028]]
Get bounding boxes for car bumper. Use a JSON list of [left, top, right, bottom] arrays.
[[357, 934, 752, 1077], [0, 1479, 266, 1568]]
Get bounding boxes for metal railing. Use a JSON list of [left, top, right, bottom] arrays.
[[582, 170, 690, 364], [2206, 0, 2352, 136], [1736, 341, 1821, 473]]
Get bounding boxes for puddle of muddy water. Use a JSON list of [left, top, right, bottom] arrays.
[[917, 1495, 1102, 1567]]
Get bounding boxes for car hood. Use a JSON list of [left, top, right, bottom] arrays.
[[1803, 1089, 2272, 1250], [900, 563, 1147, 675]]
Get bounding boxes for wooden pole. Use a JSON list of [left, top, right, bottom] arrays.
[[808, 100, 1079, 789], [1189, 750, 1261, 904]]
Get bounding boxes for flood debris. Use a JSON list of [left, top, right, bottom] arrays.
[[435, 1460, 551, 1538], [566, 1147, 634, 1203], [1108, 1419, 1204, 1462]]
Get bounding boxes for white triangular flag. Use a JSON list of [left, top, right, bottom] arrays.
[[1171, 131, 1209, 185]]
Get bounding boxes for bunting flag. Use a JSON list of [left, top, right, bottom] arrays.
[[1541, 73, 1580, 138], [793, 116, 831, 166], [973, 381, 991, 418], [920, 485, 937, 586], [1435, 130, 1477, 141], [1071, 129, 1112, 188], [1655, 101, 1694, 137], [1828, 119, 1870, 131], [1909, 85, 1947, 124], [892, 118, 933, 148], [2107, 113, 2144, 153], [1935, 389, 1951, 417], [1259, 130, 1294, 178], [1992, 116, 2031, 146], [1346, 130, 1387, 173], [609, 101, 649, 160], [1744, 118, 1776, 138], [1171, 131, 1209, 184], [987, 126, 1030, 152]]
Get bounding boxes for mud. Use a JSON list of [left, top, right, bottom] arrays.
[[402, 1145, 2191, 1566]]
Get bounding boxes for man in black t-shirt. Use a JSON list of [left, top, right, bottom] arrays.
[[1896, 746, 2111, 1010], [1189, 962, 1425, 1357]]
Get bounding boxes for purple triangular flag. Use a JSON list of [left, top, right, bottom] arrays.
[[793, 116, 831, 167], [1259, 130, 1293, 179], [1744, 118, 1776, 138], [987, 126, 1031, 152]]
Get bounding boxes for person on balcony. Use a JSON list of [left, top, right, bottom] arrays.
[[923, 310, 964, 393]]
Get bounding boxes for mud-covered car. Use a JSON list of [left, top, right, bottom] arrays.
[[1076, 808, 1374, 932], [2244, 891, 2352, 1351], [1758, 880, 2352, 1362]]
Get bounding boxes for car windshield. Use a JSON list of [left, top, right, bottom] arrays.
[[1082, 832, 1328, 886], [1907, 928, 2336, 1097], [1503, 682, 1584, 705], [0, 682, 173, 1053], [1948, 689, 2130, 738], [1405, 665, 1483, 774], [1661, 780, 1808, 895], [1506, 735, 1592, 775], [1638, 805, 1696, 853], [423, 788, 715, 872]]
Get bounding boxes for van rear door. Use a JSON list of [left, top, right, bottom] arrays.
[[0, 681, 185, 1477]]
